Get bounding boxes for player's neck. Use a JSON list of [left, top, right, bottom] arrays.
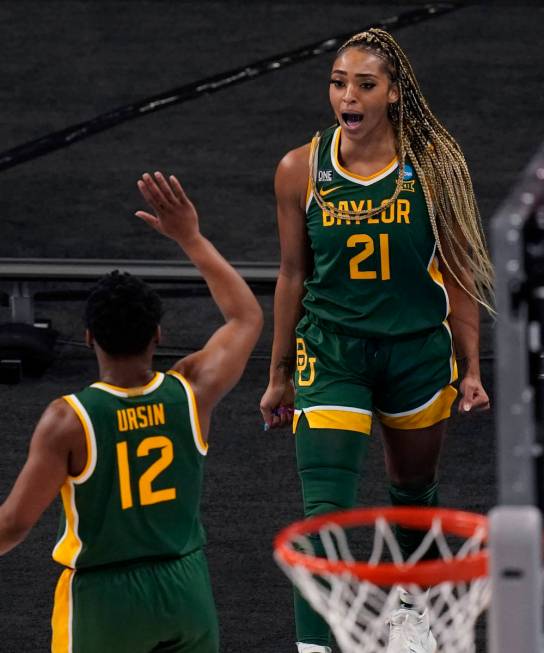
[[96, 351, 156, 389], [99, 367, 155, 389], [339, 120, 397, 172]]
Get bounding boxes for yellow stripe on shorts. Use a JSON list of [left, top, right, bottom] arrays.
[[293, 406, 372, 434], [377, 384, 458, 430], [51, 568, 75, 652]]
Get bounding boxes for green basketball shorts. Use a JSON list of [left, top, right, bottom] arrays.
[[293, 315, 458, 434], [51, 548, 219, 653]]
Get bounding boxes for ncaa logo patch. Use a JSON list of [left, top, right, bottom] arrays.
[[403, 164, 414, 181], [401, 163, 416, 192]]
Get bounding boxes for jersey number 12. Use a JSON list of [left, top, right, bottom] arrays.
[[116, 436, 176, 509]]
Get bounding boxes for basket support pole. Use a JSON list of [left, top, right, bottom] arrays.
[[488, 506, 542, 653]]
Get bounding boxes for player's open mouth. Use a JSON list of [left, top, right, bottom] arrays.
[[342, 112, 363, 128]]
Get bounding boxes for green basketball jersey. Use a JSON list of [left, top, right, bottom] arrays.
[[303, 125, 449, 337], [53, 371, 207, 570]]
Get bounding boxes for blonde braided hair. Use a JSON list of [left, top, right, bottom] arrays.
[[310, 28, 494, 311]]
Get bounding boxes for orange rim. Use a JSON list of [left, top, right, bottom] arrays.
[[274, 507, 488, 585]]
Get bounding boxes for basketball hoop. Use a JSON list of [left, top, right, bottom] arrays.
[[274, 507, 490, 653]]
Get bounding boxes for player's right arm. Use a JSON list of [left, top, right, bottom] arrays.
[[260, 145, 313, 429], [0, 399, 81, 555], [136, 173, 263, 437]]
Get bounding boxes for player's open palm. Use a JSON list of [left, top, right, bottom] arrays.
[[136, 171, 200, 245]]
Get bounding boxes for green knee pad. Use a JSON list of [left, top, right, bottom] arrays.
[[388, 480, 439, 560], [294, 415, 369, 646]]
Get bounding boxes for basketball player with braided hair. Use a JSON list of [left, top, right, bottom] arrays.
[[260, 28, 492, 653]]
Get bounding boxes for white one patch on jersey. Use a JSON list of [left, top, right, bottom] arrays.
[[318, 170, 333, 181]]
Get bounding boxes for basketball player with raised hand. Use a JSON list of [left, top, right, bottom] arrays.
[[0, 172, 263, 652]]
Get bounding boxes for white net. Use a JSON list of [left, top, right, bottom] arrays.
[[276, 512, 490, 653]]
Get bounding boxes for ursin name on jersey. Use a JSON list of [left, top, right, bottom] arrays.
[[117, 403, 166, 432]]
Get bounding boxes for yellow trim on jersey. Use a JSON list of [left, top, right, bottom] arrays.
[[53, 483, 82, 568], [53, 396, 97, 568], [428, 253, 450, 313], [293, 407, 372, 434], [167, 370, 208, 455], [91, 372, 163, 397], [443, 320, 458, 384], [51, 569, 74, 652], [62, 395, 93, 481], [377, 385, 458, 430], [333, 126, 398, 183], [428, 255, 444, 286], [305, 176, 312, 209]]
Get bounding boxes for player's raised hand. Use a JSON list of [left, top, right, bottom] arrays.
[[136, 172, 200, 245]]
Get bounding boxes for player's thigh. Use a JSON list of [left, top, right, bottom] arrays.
[[381, 419, 448, 486], [296, 414, 370, 516], [294, 316, 373, 436], [166, 549, 219, 653], [52, 552, 219, 653], [52, 567, 157, 653]]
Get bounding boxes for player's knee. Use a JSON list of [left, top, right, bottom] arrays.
[[389, 477, 439, 508], [388, 468, 438, 489], [300, 467, 360, 517]]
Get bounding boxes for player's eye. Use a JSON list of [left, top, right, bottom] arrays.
[[329, 79, 344, 88], [360, 82, 376, 90]]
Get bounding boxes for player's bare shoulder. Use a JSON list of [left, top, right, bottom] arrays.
[[275, 143, 311, 211], [31, 397, 87, 471], [39, 397, 82, 436]]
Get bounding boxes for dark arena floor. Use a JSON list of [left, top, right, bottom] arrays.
[[0, 2, 543, 651]]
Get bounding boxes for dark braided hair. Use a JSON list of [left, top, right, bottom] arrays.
[[85, 271, 163, 356]]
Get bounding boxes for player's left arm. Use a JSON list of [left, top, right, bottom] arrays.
[[441, 260, 490, 413], [0, 399, 77, 555]]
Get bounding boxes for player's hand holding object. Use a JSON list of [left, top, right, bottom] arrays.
[[260, 381, 295, 430]]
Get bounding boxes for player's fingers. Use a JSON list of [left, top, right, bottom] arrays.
[[137, 179, 157, 208], [153, 171, 178, 205], [460, 391, 489, 413], [272, 406, 293, 428], [134, 211, 160, 228], [471, 395, 491, 411], [460, 394, 478, 412], [459, 390, 475, 412], [278, 406, 294, 427], [169, 175, 190, 204], [261, 403, 281, 431], [141, 173, 168, 209], [260, 404, 272, 425]]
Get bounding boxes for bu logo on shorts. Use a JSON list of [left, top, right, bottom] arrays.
[[296, 338, 316, 387]]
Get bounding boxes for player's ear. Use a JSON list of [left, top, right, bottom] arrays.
[[388, 81, 399, 105], [85, 329, 94, 349], [154, 325, 161, 345]]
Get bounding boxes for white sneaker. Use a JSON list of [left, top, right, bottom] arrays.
[[386, 606, 437, 653]]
